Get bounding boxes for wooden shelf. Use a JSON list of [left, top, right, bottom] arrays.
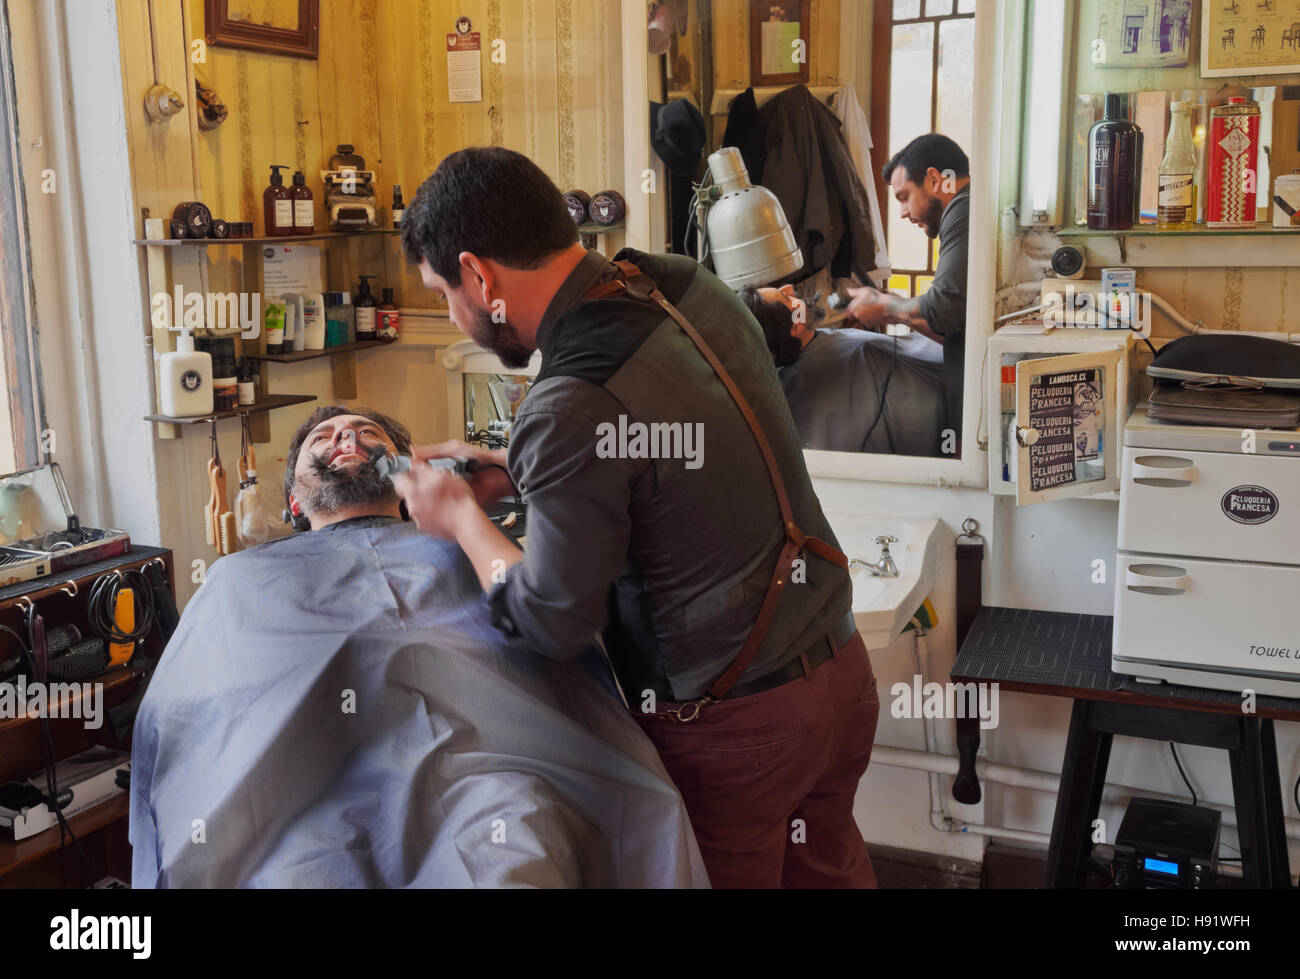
[[143, 393, 316, 426], [1059, 223, 1299, 239], [243, 338, 397, 364], [132, 229, 401, 247], [0, 669, 141, 736], [0, 792, 129, 878], [577, 221, 624, 233]]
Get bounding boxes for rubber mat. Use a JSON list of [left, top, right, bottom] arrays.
[[953, 606, 1300, 712]]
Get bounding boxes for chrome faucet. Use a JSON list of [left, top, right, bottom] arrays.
[[850, 536, 900, 578]]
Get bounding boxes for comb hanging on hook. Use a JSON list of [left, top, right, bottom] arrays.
[[204, 419, 220, 548]]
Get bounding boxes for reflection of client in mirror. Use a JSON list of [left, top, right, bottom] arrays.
[[842, 134, 970, 446], [741, 285, 947, 457]]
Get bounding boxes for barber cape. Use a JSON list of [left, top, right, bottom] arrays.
[[129, 518, 709, 888], [779, 328, 948, 456]]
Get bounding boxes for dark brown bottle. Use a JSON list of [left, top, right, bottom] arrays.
[[264, 165, 293, 237], [1088, 93, 1142, 230]]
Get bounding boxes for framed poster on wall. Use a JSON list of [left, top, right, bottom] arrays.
[[1093, 0, 1192, 69], [1201, 0, 1300, 77], [748, 0, 810, 87]]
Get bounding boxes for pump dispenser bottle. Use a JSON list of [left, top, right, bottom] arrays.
[[264, 165, 294, 237], [159, 328, 214, 417], [291, 170, 315, 234]]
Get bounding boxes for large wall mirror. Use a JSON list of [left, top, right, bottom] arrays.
[[630, 0, 997, 489]]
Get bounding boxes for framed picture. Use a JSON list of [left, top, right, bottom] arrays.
[[1093, 0, 1192, 69], [1201, 0, 1300, 77], [204, 0, 320, 60], [748, 1, 810, 87]]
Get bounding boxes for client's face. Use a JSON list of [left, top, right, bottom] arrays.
[[292, 415, 400, 520], [757, 284, 823, 351]]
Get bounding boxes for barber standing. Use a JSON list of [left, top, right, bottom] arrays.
[[844, 134, 970, 441], [394, 147, 879, 889]]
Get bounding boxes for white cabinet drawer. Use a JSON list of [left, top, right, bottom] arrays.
[[1117, 445, 1295, 564], [1113, 551, 1300, 696]]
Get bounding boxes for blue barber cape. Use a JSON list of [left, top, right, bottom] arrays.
[[129, 518, 708, 888]]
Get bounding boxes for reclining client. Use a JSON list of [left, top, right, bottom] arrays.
[[129, 406, 708, 888]]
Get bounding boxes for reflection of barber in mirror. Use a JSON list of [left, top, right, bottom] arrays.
[[742, 285, 948, 457], [844, 134, 970, 443]]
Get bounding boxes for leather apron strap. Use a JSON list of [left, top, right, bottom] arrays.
[[582, 260, 847, 701]]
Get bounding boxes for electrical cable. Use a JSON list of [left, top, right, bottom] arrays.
[[87, 570, 156, 646], [860, 333, 900, 452], [1169, 741, 1197, 808], [466, 428, 509, 450], [2, 619, 95, 880]]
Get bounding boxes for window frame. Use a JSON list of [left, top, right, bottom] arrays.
[[0, 1, 43, 473], [870, 0, 976, 299]]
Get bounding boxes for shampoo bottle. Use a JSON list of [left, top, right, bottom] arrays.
[[160, 328, 214, 418], [291, 170, 315, 234], [378, 287, 400, 339], [1087, 93, 1142, 231], [264, 165, 294, 237], [355, 275, 378, 340]]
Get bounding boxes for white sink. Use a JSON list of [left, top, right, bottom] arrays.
[[826, 514, 942, 650]]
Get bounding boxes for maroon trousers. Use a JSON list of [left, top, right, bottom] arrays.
[[634, 632, 880, 888]]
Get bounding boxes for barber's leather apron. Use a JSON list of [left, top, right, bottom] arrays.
[[582, 262, 848, 721]]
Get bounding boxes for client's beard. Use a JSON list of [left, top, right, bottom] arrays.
[[467, 305, 533, 369], [298, 455, 398, 516]]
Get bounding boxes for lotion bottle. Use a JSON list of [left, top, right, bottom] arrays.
[[264, 165, 293, 237], [291, 170, 315, 234], [301, 293, 326, 349], [159, 327, 213, 418]]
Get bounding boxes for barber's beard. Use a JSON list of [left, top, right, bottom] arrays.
[[922, 197, 944, 239], [467, 306, 533, 369], [299, 456, 398, 516]]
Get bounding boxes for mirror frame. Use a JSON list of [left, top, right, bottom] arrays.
[[621, 0, 999, 489]]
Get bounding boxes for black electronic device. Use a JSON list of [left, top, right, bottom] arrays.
[[1113, 797, 1220, 889]]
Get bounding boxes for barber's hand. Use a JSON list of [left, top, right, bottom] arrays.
[[392, 464, 481, 542], [412, 439, 514, 508], [844, 286, 890, 332]]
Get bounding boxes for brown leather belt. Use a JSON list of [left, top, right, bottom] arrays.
[[725, 633, 835, 700]]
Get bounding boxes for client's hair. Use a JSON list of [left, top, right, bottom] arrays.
[[283, 405, 412, 506], [740, 286, 805, 368]]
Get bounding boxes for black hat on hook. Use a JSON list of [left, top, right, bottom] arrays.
[[650, 98, 707, 178]]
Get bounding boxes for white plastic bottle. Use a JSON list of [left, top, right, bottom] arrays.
[[301, 293, 326, 350], [159, 328, 213, 417]]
